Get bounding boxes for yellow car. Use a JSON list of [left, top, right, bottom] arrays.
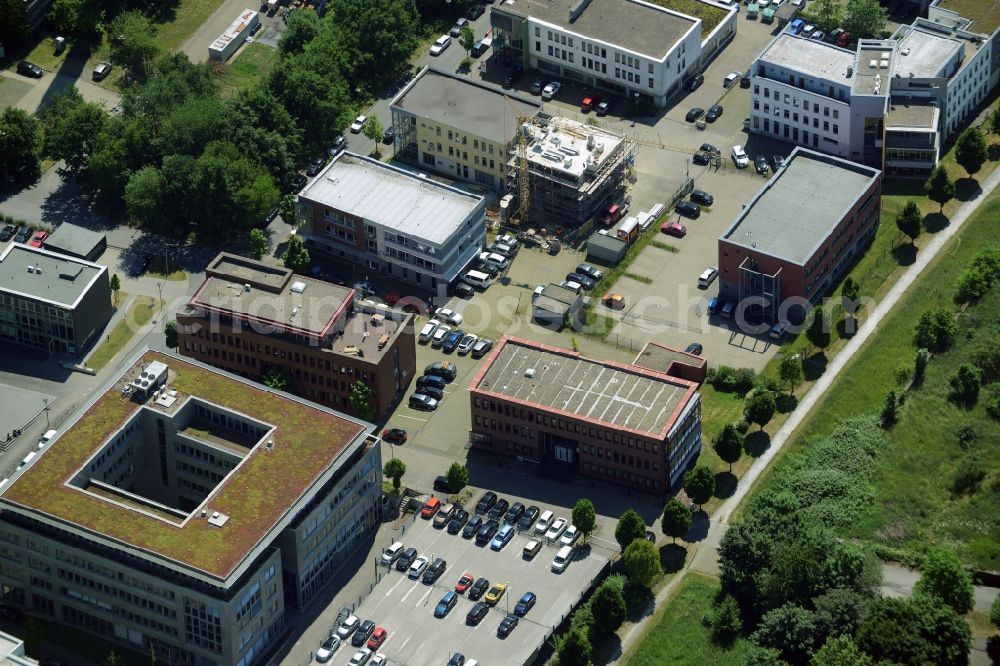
[[484, 582, 507, 606]]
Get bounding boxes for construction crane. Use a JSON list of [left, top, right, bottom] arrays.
[[504, 95, 532, 226]]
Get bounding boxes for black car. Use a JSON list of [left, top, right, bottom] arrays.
[[434, 475, 452, 493], [705, 104, 723, 122], [468, 3, 485, 19], [685, 74, 704, 91], [329, 135, 347, 155], [690, 190, 714, 206], [475, 491, 497, 514], [423, 558, 446, 584], [475, 519, 500, 545], [424, 362, 457, 381], [453, 283, 475, 299], [692, 152, 711, 166], [517, 505, 540, 530], [416, 374, 447, 391], [395, 547, 418, 571], [466, 602, 489, 626], [468, 577, 490, 600], [290, 174, 307, 192], [504, 502, 525, 525], [503, 65, 524, 87], [463, 515, 484, 539], [383, 126, 395, 144], [351, 620, 375, 647], [675, 201, 701, 219], [565, 272, 595, 290], [487, 498, 509, 521], [418, 385, 444, 400], [685, 107, 705, 122], [448, 654, 466, 666], [14, 227, 32, 244], [685, 342, 704, 355], [771, 154, 786, 171], [699, 143, 720, 156], [576, 263, 604, 282], [306, 156, 326, 176], [447, 509, 470, 534], [17, 61, 43, 78], [755, 155, 769, 175], [0, 225, 16, 242], [409, 393, 438, 411], [740, 70, 752, 88], [498, 614, 519, 638]]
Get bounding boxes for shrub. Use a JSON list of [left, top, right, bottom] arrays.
[[913, 308, 958, 352], [707, 365, 757, 393], [984, 385, 1000, 420], [956, 423, 979, 448], [991, 593, 1000, 628], [914, 348, 931, 383], [709, 595, 742, 646], [950, 460, 986, 498], [895, 364, 912, 387], [970, 335, 1000, 384], [948, 364, 981, 404], [881, 389, 902, 428]]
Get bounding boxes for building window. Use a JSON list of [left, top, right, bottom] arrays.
[[548, 45, 553, 56], [536, 41, 541, 52], [833, 124, 839, 135], [535, 26, 540, 37]]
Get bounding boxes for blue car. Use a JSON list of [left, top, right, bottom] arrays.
[[442, 329, 465, 353], [707, 296, 719, 315], [789, 18, 805, 35], [435, 591, 458, 618], [514, 591, 536, 617], [490, 524, 515, 551]]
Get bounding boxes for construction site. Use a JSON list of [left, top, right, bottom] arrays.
[[503, 115, 636, 228]]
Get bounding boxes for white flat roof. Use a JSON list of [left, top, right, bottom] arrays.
[[759, 34, 855, 85], [209, 8, 257, 52], [524, 117, 623, 179], [299, 153, 483, 245], [895, 29, 962, 78]]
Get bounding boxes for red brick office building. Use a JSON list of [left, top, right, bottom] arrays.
[[176, 253, 416, 421], [468, 336, 702, 493], [717, 147, 882, 323]]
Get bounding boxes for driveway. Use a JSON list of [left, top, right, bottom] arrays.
[[1, 57, 121, 113]]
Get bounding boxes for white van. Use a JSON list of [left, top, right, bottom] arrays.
[[38, 429, 57, 448], [534, 510, 554, 535], [479, 251, 509, 270], [18, 452, 36, 471], [551, 545, 573, 573], [381, 541, 404, 566], [648, 202, 665, 220], [461, 270, 493, 290], [636, 211, 654, 231]]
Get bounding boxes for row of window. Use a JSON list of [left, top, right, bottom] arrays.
[[754, 100, 840, 135], [59, 567, 177, 621], [582, 463, 660, 488]]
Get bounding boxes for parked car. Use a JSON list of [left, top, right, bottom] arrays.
[[92, 62, 113, 81], [448, 654, 466, 666], [425, 361, 458, 381], [566, 272, 595, 290], [475, 491, 498, 514], [661, 221, 687, 238], [382, 126, 395, 143], [518, 505, 540, 530], [453, 282, 475, 299], [690, 190, 714, 206], [409, 393, 438, 411], [475, 519, 500, 545], [707, 296, 719, 315], [416, 384, 444, 401], [17, 61, 43, 78], [348, 649, 371, 666], [541, 82, 561, 99], [732, 145, 750, 168], [498, 613, 519, 637], [771, 154, 786, 171], [523, 538, 543, 559], [802, 23, 816, 36], [837, 31, 853, 47], [560, 525, 580, 547], [789, 17, 805, 34], [382, 428, 407, 444], [529, 78, 544, 94], [457, 334, 478, 355], [336, 615, 360, 640], [306, 156, 327, 176], [504, 502, 525, 525], [367, 628, 387, 651], [435, 591, 458, 617], [433, 475, 452, 492], [755, 155, 769, 175], [514, 592, 537, 616], [417, 375, 447, 392], [723, 71, 741, 88], [463, 515, 484, 539], [490, 524, 515, 550], [545, 517, 568, 541], [698, 267, 719, 287], [449, 17, 468, 37], [28, 231, 48, 248], [467, 3, 485, 19], [316, 636, 342, 662], [430, 35, 452, 55], [685, 107, 705, 122], [329, 135, 347, 155], [423, 558, 446, 584], [418, 320, 440, 342], [350, 115, 367, 133], [692, 152, 711, 166], [685, 73, 704, 91], [488, 498, 510, 521], [811, 30, 826, 41], [466, 601, 489, 625], [705, 104, 723, 122], [442, 329, 465, 353], [603, 293, 625, 310], [469, 577, 490, 600], [455, 572, 475, 593], [576, 263, 604, 281], [675, 201, 701, 219], [471, 338, 493, 358], [433, 503, 456, 528], [352, 620, 375, 647], [430, 325, 451, 347], [421, 497, 441, 519], [700, 143, 720, 155], [0, 225, 16, 242], [485, 582, 507, 605], [503, 65, 524, 87], [395, 547, 418, 571], [407, 556, 428, 580], [447, 509, 470, 534], [740, 70, 752, 88], [434, 308, 464, 325], [685, 342, 704, 355], [596, 99, 614, 116]]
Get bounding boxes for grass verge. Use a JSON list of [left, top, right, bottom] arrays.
[[212, 42, 279, 97], [86, 295, 159, 371]]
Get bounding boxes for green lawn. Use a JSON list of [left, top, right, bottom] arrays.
[[86, 295, 159, 371], [213, 42, 279, 97], [646, 0, 729, 34], [623, 574, 751, 666], [153, 0, 229, 54]]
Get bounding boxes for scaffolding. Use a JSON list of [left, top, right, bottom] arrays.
[[505, 116, 636, 229]]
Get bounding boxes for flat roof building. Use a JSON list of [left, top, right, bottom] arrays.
[[390, 68, 542, 191], [0, 350, 382, 665], [468, 336, 702, 492], [297, 152, 487, 289], [0, 244, 111, 356], [531, 283, 582, 329], [177, 253, 416, 421], [717, 147, 881, 323], [41, 223, 107, 262]]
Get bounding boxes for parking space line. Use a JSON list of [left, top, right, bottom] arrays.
[[384, 574, 408, 597], [399, 414, 428, 422], [415, 585, 434, 608]]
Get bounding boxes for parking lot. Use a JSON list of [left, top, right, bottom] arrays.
[[327, 500, 613, 666]]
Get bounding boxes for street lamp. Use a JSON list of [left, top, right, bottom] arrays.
[[42, 397, 50, 429]]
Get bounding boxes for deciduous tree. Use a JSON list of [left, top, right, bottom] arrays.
[[459, 25, 476, 57], [713, 423, 744, 471], [164, 321, 178, 349], [614, 509, 646, 551], [363, 116, 384, 156], [572, 499, 596, 542], [954, 125, 988, 176], [843, 0, 889, 38], [249, 228, 269, 260], [709, 595, 742, 645], [108, 11, 160, 82], [751, 604, 820, 665], [279, 9, 323, 56], [283, 235, 311, 272], [623, 539, 660, 588], [383, 458, 406, 491], [349, 381, 375, 420], [778, 354, 803, 395], [0, 108, 43, 185], [589, 580, 626, 633], [660, 498, 692, 542], [812, 636, 874, 666], [683, 464, 715, 509], [263, 367, 290, 391], [556, 627, 592, 666], [948, 363, 981, 405], [896, 200, 922, 245], [51, 0, 103, 35], [0, 0, 31, 46], [925, 165, 955, 212], [807, 304, 831, 350], [743, 388, 776, 431], [841, 276, 861, 316], [445, 462, 468, 493], [810, 0, 844, 33], [914, 549, 974, 615], [109, 274, 121, 306], [913, 307, 957, 352]]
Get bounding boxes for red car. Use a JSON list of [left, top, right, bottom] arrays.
[[456, 572, 474, 593], [661, 221, 687, 238], [367, 626, 387, 650], [382, 428, 407, 444], [28, 231, 48, 248]]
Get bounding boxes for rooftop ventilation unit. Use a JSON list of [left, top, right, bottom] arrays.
[[525, 368, 535, 378], [244, 283, 251, 293], [290, 280, 307, 293]]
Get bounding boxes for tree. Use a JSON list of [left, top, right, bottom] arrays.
[[459, 25, 476, 57], [993, 107, 1000, 135], [896, 200, 922, 245], [278, 193, 297, 223], [660, 498, 692, 543], [108, 11, 160, 82], [279, 9, 323, 56], [914, 548, 974, 615], [954, 125, 988, 176], [744, 388, 776, 431], [807, 304, 831, 350], [812, 636, 874, 666], [810, 0, 844, 33], [556, 627, 592, 666], [249, 228, 269, 260], [814, 588, 873, 639], [760, 525, 838, 609], [683, 464, 715, 509], [914, 348, 930, 383], [0, 107, 43, 185], [445, 462, 468, 493], [363, 116, 384, 156], [324, 0, 421, 95], [991, 593, 1000, 628], [913, 307, 957, 352], [283, 235, 311, 272], [713, 423, 744, 471], [43, 97, 109, 177], [843, 0, 889, 39], [614, 509, 647, 551], [590, 581, 627, 633], [623, 539, 660, 588], [0, 0, 31, 46], [164, 321, 178, 349], [841, 276, 861, 317], [51, 0, 103, 35], [778, 354, 804, 395], [925, 165, 955, 212], [105, 650, 122, 666], [383, 458, 406, 491], [948, 363, 981, 405], [263, 367, 290, 391], [751, 604, 820, 665], [880, 389, 902, 429], [349, 380, 375, 420], [572, 499, 597, 543], [109, 274, 121, 305], [857, 596, 970, 666], [709, 595, 742, 645], [124, 166, 166, 228]]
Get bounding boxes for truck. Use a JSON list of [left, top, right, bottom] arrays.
[[600, 202, 627, 227], [616, 216, 640, 243], [471, 36, 492, 57]]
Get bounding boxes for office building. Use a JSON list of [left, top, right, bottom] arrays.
[[0, 350, 382, 666], [176, 253, 416, 421], [390, 68, 542, 191], [297, 152, 487, 289], [717, 148, 882, 323], [490, 0, 737, 108], [0, 244, 111, 356], [468, 336, 702, 492], [42, 223, 107, 262]]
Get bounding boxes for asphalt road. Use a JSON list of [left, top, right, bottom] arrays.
[[0, 58, 120, 114]]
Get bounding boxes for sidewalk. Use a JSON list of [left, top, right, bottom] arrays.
[[609, 165, 1000, 663]]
